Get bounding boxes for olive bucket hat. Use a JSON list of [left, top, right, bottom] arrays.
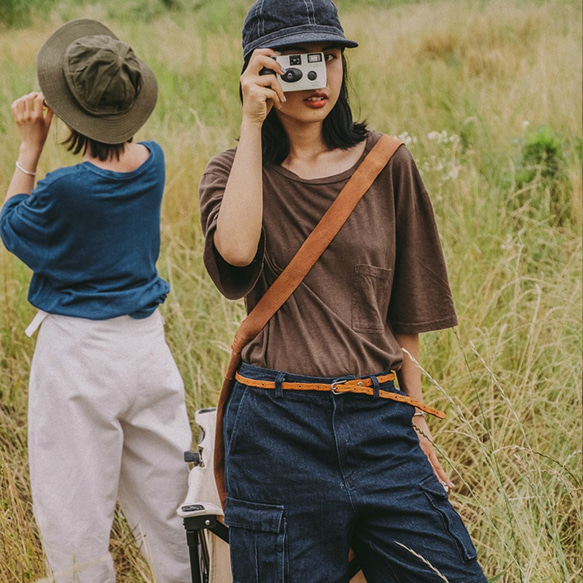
[[242, 0, 358, 60], [36, 18, 157, 144]]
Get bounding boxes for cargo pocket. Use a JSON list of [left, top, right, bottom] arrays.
[[419, 474, 478, 562], [225, 497, 288, 583], [351, 264, 392, 333]]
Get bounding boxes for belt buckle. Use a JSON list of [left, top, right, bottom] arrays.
[[331, 379, 348, 395]]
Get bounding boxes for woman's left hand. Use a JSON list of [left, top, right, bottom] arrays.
[[395, 333, 456, 493], [413, 414, 456, 492]]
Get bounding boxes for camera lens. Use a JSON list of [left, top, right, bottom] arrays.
[[281, 68, 303, 83], [307, 71, 317, 81]]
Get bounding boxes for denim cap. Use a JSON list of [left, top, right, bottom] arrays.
[[242, 0, 358, 60]]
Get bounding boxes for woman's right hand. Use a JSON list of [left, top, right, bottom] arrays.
[[240, 49, 287, 125], [5, 92, 53, 203], [12, 92, 53, 157], [213, 50, 283, 266]]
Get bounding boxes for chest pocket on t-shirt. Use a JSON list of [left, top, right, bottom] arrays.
[[351, 264, 393, 333]]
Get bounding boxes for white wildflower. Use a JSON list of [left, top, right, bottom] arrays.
[[500, 234, 514, 251], [397, 132, 417, 145]]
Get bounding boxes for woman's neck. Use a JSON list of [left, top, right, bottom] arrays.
[[282, 118, 325, 155], [282, 122, 366, 180], [84, 142, 149, 173], [283, 121, 331, 172]]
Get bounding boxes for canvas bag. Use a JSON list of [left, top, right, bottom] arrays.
[[179, 135, 403, 582], [178, 408, 233, 583]]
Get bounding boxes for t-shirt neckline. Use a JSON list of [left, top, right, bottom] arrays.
[[82, 142, 155, 180], [268, 131, 377, 185]]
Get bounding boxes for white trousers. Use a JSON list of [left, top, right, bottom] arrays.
[[28, 310, 192, 582]]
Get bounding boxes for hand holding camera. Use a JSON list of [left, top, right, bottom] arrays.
[[240, 48, 288, 124]]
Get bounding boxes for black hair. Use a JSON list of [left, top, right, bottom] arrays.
[[63, 130, 130, 161], [241, 52, 368, 166]]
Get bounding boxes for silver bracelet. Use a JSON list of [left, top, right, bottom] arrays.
[[413, 411, 426, 417], [15, 161, 37, 176]]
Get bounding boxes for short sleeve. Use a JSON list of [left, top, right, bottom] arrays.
[[198, 149, 265, 300], [387, 148, 458, 333], [0, 183, 57, 273]]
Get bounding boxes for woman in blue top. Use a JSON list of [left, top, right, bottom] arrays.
[[1, 19, 191, 583]]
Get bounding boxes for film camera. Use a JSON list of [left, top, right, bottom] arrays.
[[260, 52, 327, 92]]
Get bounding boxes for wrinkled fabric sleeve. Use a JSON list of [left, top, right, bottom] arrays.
[[199, 149, 265, 300], [387, 147, 458, 333], [0, 186, 56, 273]]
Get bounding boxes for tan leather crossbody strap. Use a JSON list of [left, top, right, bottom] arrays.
[[230, 134, 403, 356]]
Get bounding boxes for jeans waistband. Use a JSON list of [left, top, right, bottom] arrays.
[[237, 362, 395, 387], [236, 363, 446, 419]]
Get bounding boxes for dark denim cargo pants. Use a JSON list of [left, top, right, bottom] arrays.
[[223, 363, 488, 583]]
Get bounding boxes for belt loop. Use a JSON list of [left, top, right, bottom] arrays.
[[25, 310, 49, 337], [371, 375, 380, 399], [275, 372, 285, 399]]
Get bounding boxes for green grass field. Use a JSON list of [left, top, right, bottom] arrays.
[[0, 0, 581, 581]]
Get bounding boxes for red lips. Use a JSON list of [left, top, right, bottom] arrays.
[[304, 92, 328, 108]]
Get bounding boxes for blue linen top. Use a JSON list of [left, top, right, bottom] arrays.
[[0, 141, 169, 319]]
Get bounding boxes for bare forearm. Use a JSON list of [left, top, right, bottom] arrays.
[[4, 92, 53, 209], [4, 144, 42, 206], [213, 48, 286, 267], [395, 332, 422, 400], [213, 120, 264, 266], [396, 332, 455, 488]]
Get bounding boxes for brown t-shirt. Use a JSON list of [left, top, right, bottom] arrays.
[[199, 131, 458, 377]]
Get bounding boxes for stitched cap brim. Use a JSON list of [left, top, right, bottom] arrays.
[[243, 24, 358, 59], [36, 18, 157, 144]]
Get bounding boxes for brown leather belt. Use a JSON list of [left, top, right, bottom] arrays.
[[234, 371, 446, 419]]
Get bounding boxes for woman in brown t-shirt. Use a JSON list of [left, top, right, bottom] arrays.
[[199, 1, 487, 581]]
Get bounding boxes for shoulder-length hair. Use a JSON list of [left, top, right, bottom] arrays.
[[63, 130, 130, 162], [241, 52, 368, 166]]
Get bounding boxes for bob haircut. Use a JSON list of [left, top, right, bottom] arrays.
[[241, 51, 368, 166], [63, 130, 130, 162]]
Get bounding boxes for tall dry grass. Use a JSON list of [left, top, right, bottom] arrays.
[[0, 0, 581, 581]]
